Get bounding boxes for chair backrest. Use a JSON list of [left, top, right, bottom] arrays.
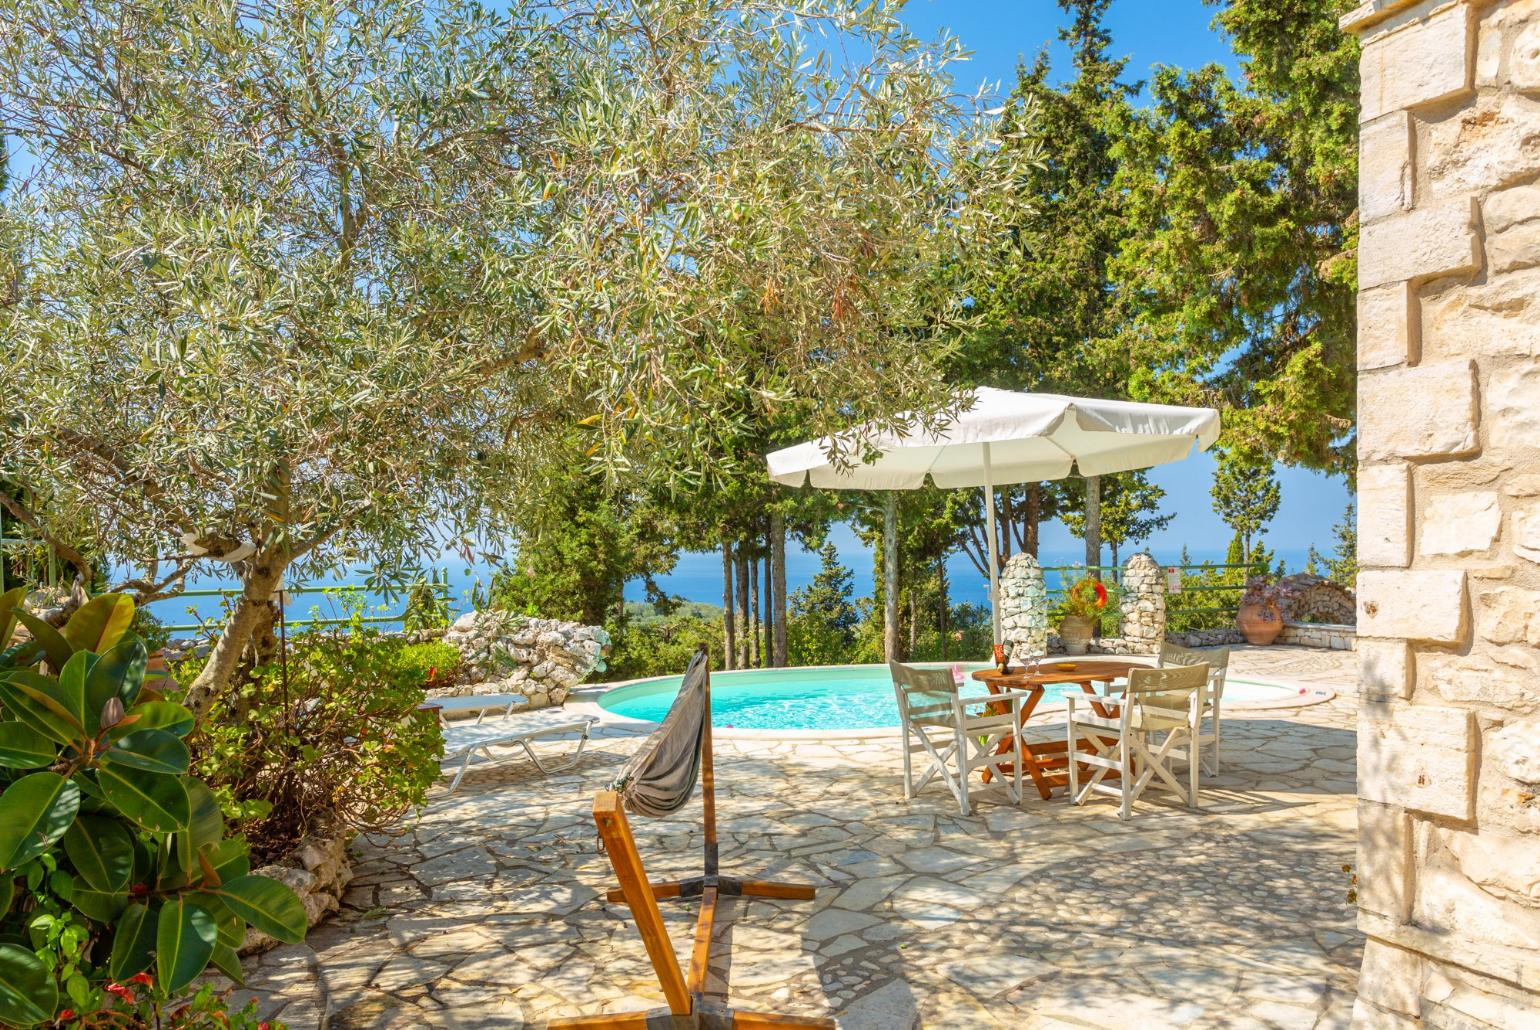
[[889, 661, 958, 728], [1125, 663, 1210, 729], [1159, 641, 1230, 694]]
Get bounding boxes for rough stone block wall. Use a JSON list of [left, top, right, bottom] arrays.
[[439, 610, 610, 709], [1344, 0, 1540, 1023], [999, 553, 1048, 661]]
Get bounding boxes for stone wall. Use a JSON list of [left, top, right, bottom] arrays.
[[1278, 621, 1358, 651], [438, 610, 610, 709], [1119, 554, 1166, 653], [999, 553, 1048, 661], [240, 827, 353, 955], [1344, 1, 1540, 1023]]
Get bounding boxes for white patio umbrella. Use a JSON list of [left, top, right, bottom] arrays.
[[766, 388, 1221, 648]]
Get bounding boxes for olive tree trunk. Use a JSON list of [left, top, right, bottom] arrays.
[[883, 492, 899, 663], [182, 556, 286, 719], [721, 538, 737, 671], [771, 512, 787, 667]]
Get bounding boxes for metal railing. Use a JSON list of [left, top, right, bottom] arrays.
[[1038, 560, 1269, 632], [158, 572, 452, 636]]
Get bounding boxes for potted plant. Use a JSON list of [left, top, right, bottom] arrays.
[[1237, 575, 1284, 645], [1057, 576, 1107, 656]]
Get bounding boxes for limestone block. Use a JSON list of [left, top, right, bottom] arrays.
[[1474, 586, 1540, 646], [1357, 361, 1478, 461], [1360, 638, 1412, 701], [1359, 701, 1475, 820], [1357, 569, 1468, 643], [1512, 505, 1540, 564], [1512, 18, 1540, 90], [1359, 284, 1416, 369], [1350, 997, 1419, 1029], [1446, 824, 1540, 906], [1358, 197, 1482, 290], [1420, 267, 1540, 360], [1419, 491, 1501, 557], [1358, 939, 1423, 1015], [1360, 110, 1415, 223], [1422, 648, 1540, 710], [1359, 4, 1474, 121], [1487, 363, 1540, 453], [1358, 799, 1413, 922], [1415, 863, 1540, 952], [1358, 463, 1412, 567], [1484, 183, 1540, 274], [1423, 91, 1540, 200], [1488, 718, 1540, 785]]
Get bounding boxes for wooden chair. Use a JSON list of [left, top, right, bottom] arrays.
[[890, 660, 1028, 816], [551, 648, 834, 1030], [1065, 663, 1209, 821], [1159, 642, 1231, 776]]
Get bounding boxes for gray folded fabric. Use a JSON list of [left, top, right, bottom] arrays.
[[611, 648, 708, 818]]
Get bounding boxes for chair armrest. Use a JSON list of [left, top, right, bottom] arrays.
[[957, 690, 1029, 707]]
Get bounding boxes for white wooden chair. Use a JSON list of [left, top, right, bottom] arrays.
[[1065, 663, 1209, 821], [890, 661, 1029, 816], [1159, 642, 1230, 776]]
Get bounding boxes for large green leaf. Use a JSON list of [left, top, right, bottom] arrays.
[[60, 594, 135, 655], [0, 673, 84, 744], [6, 611, 71, 670], [86, 637, 147, 726], [178, 781, 225, 874], [215, 874, 307, 944], [71, 886, 129, 923], [96, 766, 189, 833], [108, 901, 157, 980], [53, 651, 95, 735], [156, 898, 216, 994], [0, 877, 12, 916], [210, 941, 244, 984], [200, 838, 251, 884], [62, 816, 135, 893], [0, 588, 28, 653], [102, 729, 189, 776], [0, 772, 80, 870], [118, 700, 195, 738], [0, 943, 57, 1027], [0, 724, 57, 769]]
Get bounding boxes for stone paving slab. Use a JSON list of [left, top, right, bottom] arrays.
[[229, 646, 1361, 1029]]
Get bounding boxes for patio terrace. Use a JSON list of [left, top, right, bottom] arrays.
[[232, 647, 1360, 1029]]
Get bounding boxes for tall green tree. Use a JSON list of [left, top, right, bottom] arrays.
[[0, 0, 1026, 716], [1211, 448, 1282, 562], [1106, 0, 1360, 473], [951, 0, 1137, 567], [1062, 471, 1174, 567]]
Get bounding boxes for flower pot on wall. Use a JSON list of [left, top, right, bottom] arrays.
[[1058, 615, 1095, 655], [1237, 602, 1282, 645]]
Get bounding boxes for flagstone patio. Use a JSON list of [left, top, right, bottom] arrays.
[[231, 646, 1360, 1029]]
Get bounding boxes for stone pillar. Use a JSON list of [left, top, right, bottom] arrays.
[[1119, 553, 1165, 655], [1344, 1, 1540, 1024], [999, 553, 1047, 661]]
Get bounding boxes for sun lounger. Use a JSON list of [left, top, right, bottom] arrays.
[[437, 700, 598, 792]]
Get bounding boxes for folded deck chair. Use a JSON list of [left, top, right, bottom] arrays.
[[551, 646, 834, 1030], [439, 702, 597, 793], [1159, 642, 1230, 777]]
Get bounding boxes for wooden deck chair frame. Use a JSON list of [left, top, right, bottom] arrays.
[[1158, 642, 1230, 777], [550, 655, 834, 1030], [1065, 663, 1209, 821], [891, 661, 1027, 816]]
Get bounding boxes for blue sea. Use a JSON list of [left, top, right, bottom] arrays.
[[134, 524, 1311, 635]]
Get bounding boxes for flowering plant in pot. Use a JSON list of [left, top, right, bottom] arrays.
[[1057, 577, 1107, 656], [1237, 576, 1283, 645]]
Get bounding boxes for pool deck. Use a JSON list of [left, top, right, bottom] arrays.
[[229, 645, 1361, 1029]]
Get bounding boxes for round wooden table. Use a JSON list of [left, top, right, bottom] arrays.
[[971, 659, 1146, 799]]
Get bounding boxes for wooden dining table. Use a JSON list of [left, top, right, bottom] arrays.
[[971, 658, 1146, 800]]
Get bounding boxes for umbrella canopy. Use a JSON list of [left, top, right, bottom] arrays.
[[766, 388, 1221, 649], [767, 388, 1221, 489]]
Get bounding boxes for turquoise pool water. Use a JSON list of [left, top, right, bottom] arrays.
[[598, 664, 1317, 732]]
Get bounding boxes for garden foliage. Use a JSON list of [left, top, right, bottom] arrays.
[[0, 592, 305, 1026]]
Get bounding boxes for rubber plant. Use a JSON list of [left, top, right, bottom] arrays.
[[0, 591, 306, 1026]]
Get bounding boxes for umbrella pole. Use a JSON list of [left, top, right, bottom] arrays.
[[983, 443, 1002, 646]]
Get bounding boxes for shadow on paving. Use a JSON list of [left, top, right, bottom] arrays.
[[228, 712, 1361, 1029]]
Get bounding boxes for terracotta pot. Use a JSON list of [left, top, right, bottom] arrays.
[[1058, 615, 1095, 655], [1237, 601, 1282, 645]]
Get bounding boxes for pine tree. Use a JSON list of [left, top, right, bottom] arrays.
[[1211, 449, 1282, 563]]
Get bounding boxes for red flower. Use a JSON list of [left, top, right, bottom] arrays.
[[58, 1011, 75, 1022], [128, 972, 155, 986], [104, 983, 136, 1003], [1092, 581, 1108, 609]]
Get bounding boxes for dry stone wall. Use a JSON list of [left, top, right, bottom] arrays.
[[1344, 0, 1540, 1023], [999, 553, 1048, 661], [439, 611, 610, 709]]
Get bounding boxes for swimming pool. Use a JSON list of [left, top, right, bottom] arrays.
[[596, 663, 1333, 734]]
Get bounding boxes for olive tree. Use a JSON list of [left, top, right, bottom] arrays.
[[0, 0, 1025, 716]]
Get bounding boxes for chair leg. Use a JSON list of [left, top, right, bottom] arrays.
[[1066, 713, 1079, 805], [955, 726, 971, 816], [901, 728, 913, 801], [1012, 704, 1024, 806], [1189, 731, 1201, 810], [1118, 733, 1131, 822]]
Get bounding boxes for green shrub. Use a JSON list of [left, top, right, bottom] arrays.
[[180, 621, 443, 861], [606, 603, 724, 680], [0, 593, 306, 1026], [401, 581, 451, 632], [393, 640, 462, 690]]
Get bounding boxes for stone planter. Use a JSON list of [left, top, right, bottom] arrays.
[[1237, 602, 1283, 645], [1058, 615, 1095, 655]]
